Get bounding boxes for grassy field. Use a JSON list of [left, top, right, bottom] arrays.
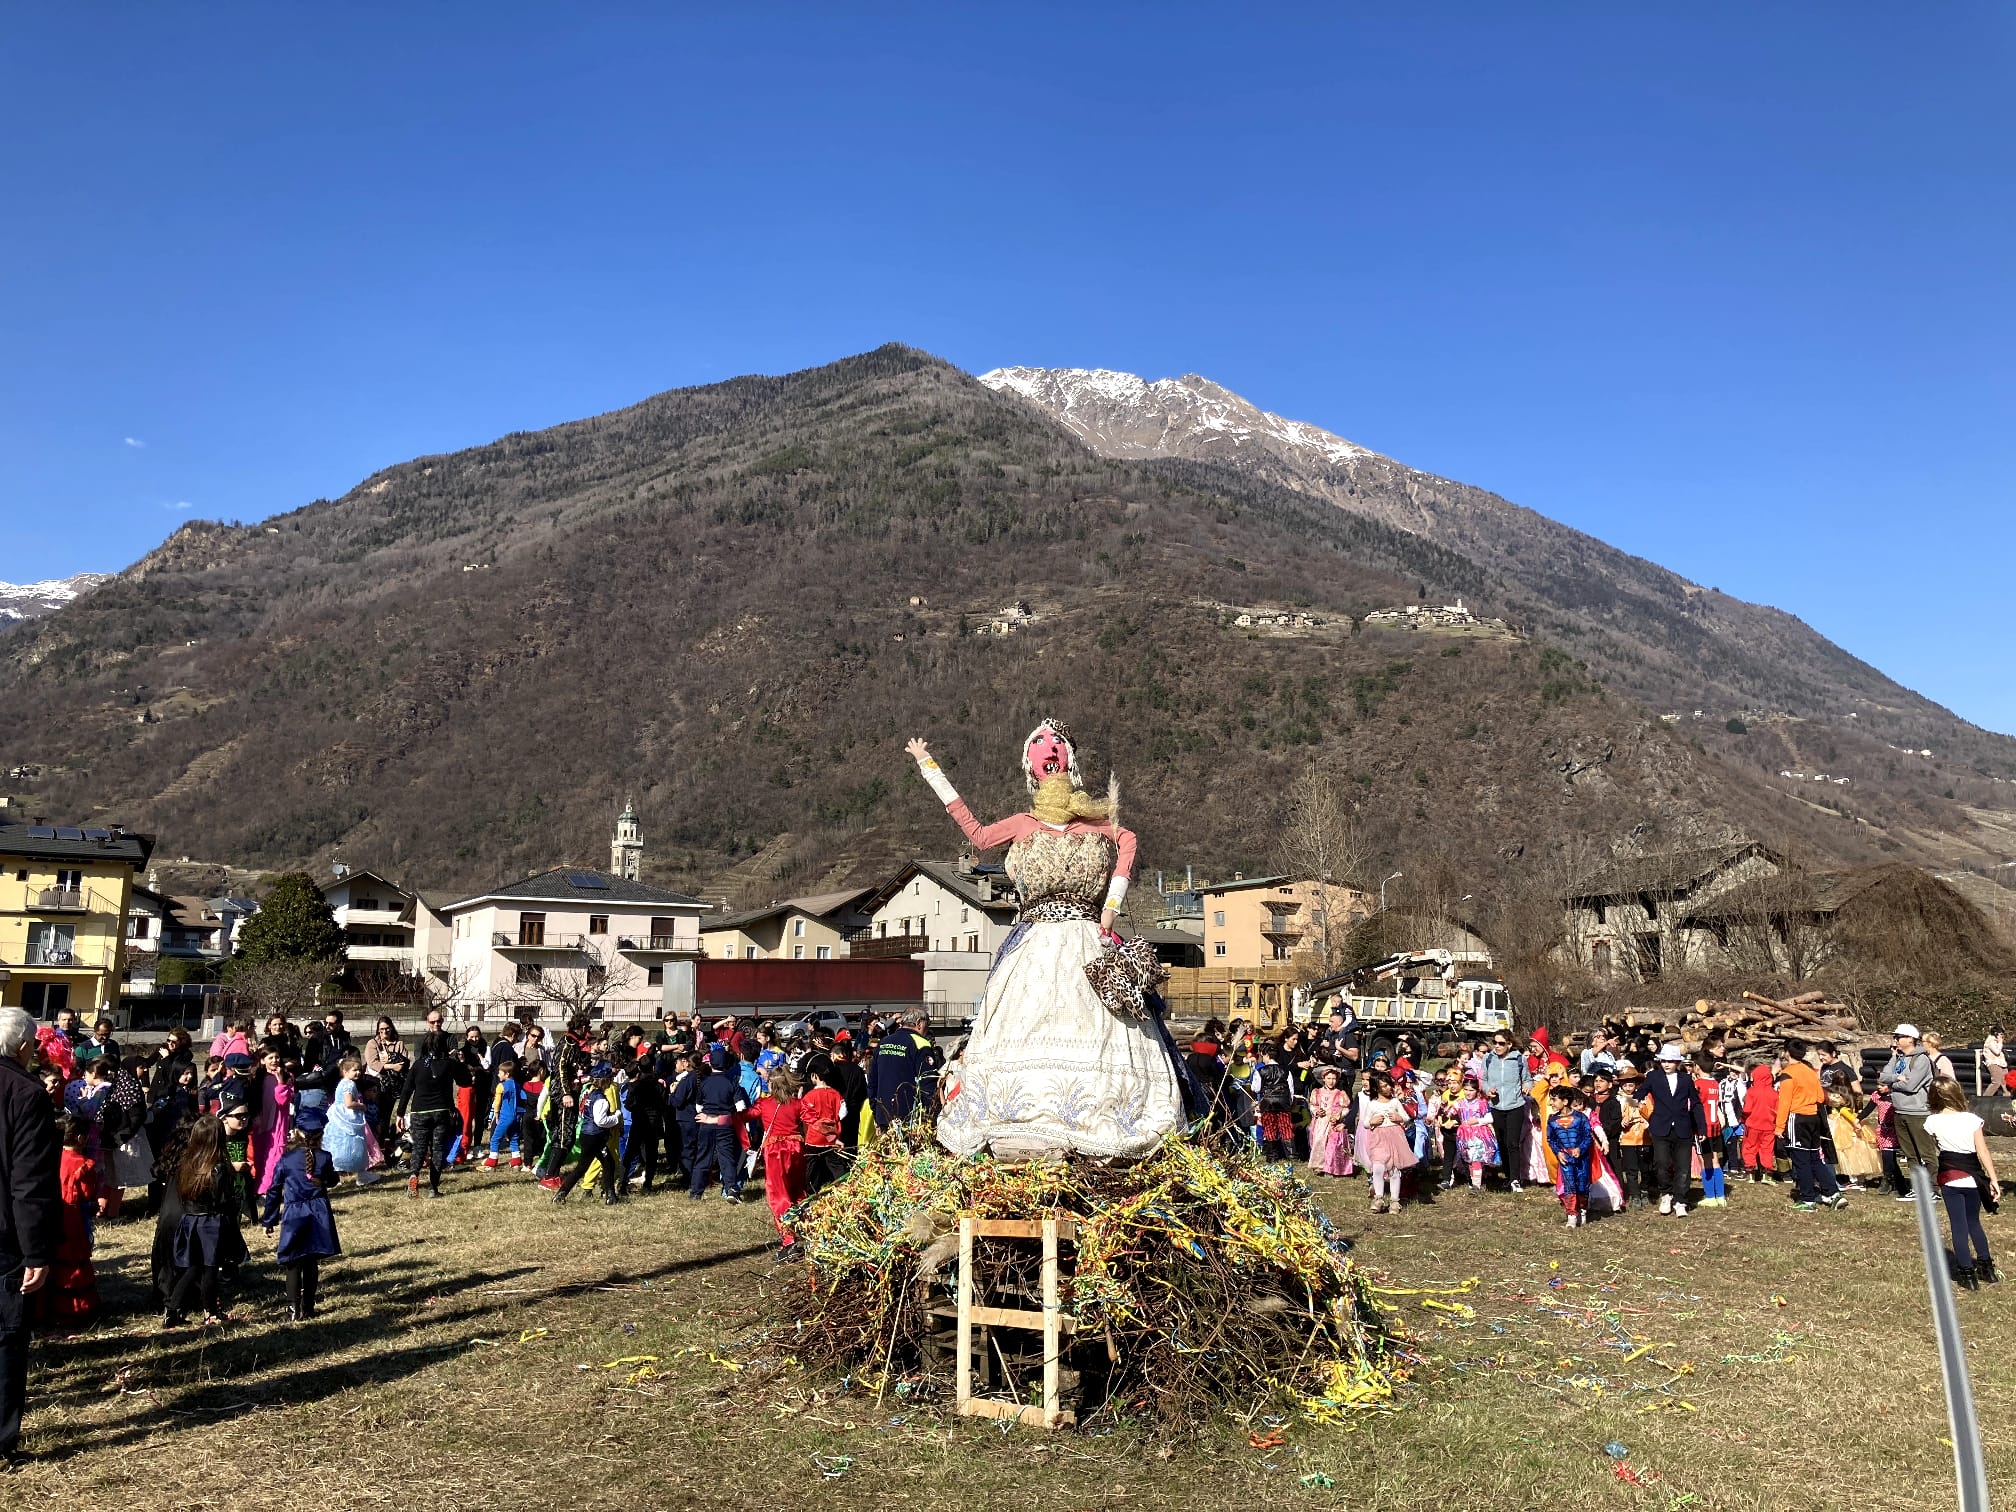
[[14, 1160, 2011, 1512]]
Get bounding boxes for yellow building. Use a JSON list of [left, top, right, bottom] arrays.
[[1200, 875, 1373, 970], [0, 822, 155, 1021], [701, 888, 873, 961]]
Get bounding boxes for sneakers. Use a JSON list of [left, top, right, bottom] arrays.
[[1370, 1197, 1387, 1214], [1824, 1192, 1848, 1210], [1563, 1214, 1577, 1229], [1508, 1181, 1523, 1195], [723, 1190, 743, 1204], [482, 1156, 498, 1170], [1895, 1190, 1917, 1201], [538, 1177, 563, 1192], [1671, 1202, 1688, 1217], [1659, 1194, 1673, 1215], [509, 1153, 524, 1169]]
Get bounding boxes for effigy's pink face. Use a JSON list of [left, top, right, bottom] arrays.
[[1026, 730, 1070, 782]]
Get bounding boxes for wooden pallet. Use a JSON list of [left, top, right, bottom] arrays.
[[955, 1216, 1078, 1429]]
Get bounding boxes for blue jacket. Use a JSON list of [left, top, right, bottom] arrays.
[[1479, 1051, 1531, 1111], [867, 1029, 937, 1120]]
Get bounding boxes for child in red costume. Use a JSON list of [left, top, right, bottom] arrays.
[[800, 1060, 848, 1194], [1741, 1063, 1779, 1182], [753, 1069, 810, 1261], [40, 1115, 102, 1327]]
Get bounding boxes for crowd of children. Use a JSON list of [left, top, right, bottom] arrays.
[[1174, 1011, 2004, 1282], [17, 999, 2003, 1340]]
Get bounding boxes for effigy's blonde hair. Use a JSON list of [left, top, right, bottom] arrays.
[[1021, 717, 1117, 825]]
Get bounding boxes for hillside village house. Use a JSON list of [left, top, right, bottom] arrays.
[[702, 888, 873, 961], [1, 821, 155, 1020], [1201, 876, 1374, 970], [1563, 841, 1783, 980], [855, 860, 1022, 1019], [323, 867, 453, 984], [123, 886, 256, 994], [442, 867, 708, 1023]]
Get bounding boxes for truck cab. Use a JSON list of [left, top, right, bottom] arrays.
[[1307, 949, 1515, 1062]]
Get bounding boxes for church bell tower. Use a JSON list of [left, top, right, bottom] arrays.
[[611, 798, 642, 881]]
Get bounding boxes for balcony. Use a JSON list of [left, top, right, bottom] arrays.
[[1260, 914, 1304, 939], [341, 904, 406, 922], [425, 954, 452, 975], [495, 932, 591, 951], [847, 932, 928, 960], [617, 934, 694, 954], [347, 944, 415, 965], [34, 888, 86, 912], [19, 945, 106, 969]]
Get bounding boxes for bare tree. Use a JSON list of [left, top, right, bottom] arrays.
[[498, 939, 644, 1026], [1276, 758, 1371, 975], [222, 955, 340, 1025]]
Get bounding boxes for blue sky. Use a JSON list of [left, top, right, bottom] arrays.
[[4, 6, 2012, 731]]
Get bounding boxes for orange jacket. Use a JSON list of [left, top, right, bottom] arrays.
[[1774, 1058, 1824, 1134]]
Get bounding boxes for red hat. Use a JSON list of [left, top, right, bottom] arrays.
[[833, 1029, 852, 1043]]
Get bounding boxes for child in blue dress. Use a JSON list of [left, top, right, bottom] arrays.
[[261, 1105, 341, 1321], [1546, 1088, 1597, 1229]]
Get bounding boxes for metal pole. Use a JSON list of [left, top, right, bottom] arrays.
[[1909, 1162, 1991, 1512]]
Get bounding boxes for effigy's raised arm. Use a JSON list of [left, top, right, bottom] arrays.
[[905, 737, 1025, 850]]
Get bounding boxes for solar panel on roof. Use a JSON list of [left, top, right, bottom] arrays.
[[55, 828, 84, 841], [26, 826, 54, 838], [566, 872, 609, 888], [84, 828, 111, 841]]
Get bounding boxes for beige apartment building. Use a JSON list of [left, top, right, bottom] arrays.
[[701, 888, 873, 961], [1200, 875, 1373, 971]]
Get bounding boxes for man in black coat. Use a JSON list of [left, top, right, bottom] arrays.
[[0, 1008, 62, 1468], [1644, 1042, 1707, 1216]]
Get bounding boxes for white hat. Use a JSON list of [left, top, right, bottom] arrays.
[[1891, 1023, 1920, 1039], [1656, 1042, 1687, 1062]]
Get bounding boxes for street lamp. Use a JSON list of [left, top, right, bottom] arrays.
[[1381, 871, 1403, 911]]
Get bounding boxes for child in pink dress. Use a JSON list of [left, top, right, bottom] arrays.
[[1454, 1078, 1500, 1190], [1307, 1068, 1354, 1177]]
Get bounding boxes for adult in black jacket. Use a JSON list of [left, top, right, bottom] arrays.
[[0, 1008, 64, 1465], [395, 1032, 469, 1199], [295, 1013, 354, 1114], [1644, 1043, 1707, 1215], [825, 1042, 870, 1155]]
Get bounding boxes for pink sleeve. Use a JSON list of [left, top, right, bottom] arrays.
[[1112, 824, 1138, 885], [945, 799, 1033, 852]]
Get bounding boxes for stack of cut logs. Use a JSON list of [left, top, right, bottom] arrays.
[[1678, 990, 1872, 1056]]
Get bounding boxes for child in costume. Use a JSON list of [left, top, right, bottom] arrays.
[[1254, 1043, 1297, 1163], [1828, 1088, 1882, 1188], [1614, 1067, 1648, 1201], [1307, 1066, 1354, 1178], [1693, 1058, 1728, 1207], [325, 1056, 378, 1186], [1741, 1063, 1779, 1182], [261, 1106, 341, 1321], [1358, 1072, 1416, 1213], [1546, 1089, 1597, 1228], [166, 1113, 249, 1327], [250, 1047, 295, 1200], [800, 1058, 848, 1194], [39, 1115, 102, 1327], [1453, 1078, 1499, 1190], [753, 1068, 810, 1260], [1870, 1088, 1907, 1196], [553, 1063, 624, 1205], [484, 1048, 524, 1169]]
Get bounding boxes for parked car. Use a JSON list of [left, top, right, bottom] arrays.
[[774, 1008, 854, 1038]]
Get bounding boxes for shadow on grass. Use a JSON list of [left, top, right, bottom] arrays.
[[29, 1236, 780, 1458]]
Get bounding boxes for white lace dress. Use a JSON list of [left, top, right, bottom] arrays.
[[937, 827, 1185, 1159]]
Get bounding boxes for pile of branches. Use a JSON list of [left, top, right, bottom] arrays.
[[1679, 990, 1877, 1058], [769, 1128, 1401, 1427]]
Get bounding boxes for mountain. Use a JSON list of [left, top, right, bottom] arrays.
[[0, 346, 2010, 923], [983, 366, 2016, 847], [0, 573, 108, 627]]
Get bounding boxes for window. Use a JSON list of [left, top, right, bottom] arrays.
[[1213, 942, 1227, 957], [651, 917, 677, 944], [28, 924, 76, 965], [745, 945, 758, 959], [965, 933, 979, 952], [586, 963, 607, 987], [126, 915, 149, 940], [21, 982, 70, 1018], [55, 869, 82, 893], [1212, 911, 1226, 927], [792, 918, 805, 938], [792, 946, 805, 959], [1591, 940, 1612, 974], [517, 912, 546, 946], [588, 914, 609, 935], [723, 943, 738, 959], [356, 896, 379, 911], [960, 907, 969, 924], [647, 966, 664, 986], [815, 946, 831, 960], [515, 962, 544, 984]]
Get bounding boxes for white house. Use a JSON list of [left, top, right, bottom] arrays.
[[440, 867, 709, 1023]]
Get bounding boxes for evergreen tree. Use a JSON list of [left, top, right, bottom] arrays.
[[230, 871, 344, 970]]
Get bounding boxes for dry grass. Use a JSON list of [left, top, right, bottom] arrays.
[[14, 1162, 2013, 1512]]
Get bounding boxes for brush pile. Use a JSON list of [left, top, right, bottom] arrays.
[[769, 1128, 1403, 1427]]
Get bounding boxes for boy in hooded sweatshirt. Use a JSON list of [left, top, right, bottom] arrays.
[[1741, 1063, 1779, 1182]]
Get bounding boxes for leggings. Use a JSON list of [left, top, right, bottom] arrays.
[[1941, 1185, 1992, 1271], [1370, 1164, 1403, 1206], [557, 1129, 617, 1201], [284, 1260, 321, 1318], [1491, 1106, 1529, 1184], [167, 1264, 220, 1321], [406, 1108, 454, 1188]]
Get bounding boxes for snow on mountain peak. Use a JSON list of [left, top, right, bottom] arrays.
[[978, 366, 1377, 470], [0, 572, 110, 626]]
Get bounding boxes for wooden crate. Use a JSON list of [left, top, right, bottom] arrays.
[[955, 1216, 1078, 1430]]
